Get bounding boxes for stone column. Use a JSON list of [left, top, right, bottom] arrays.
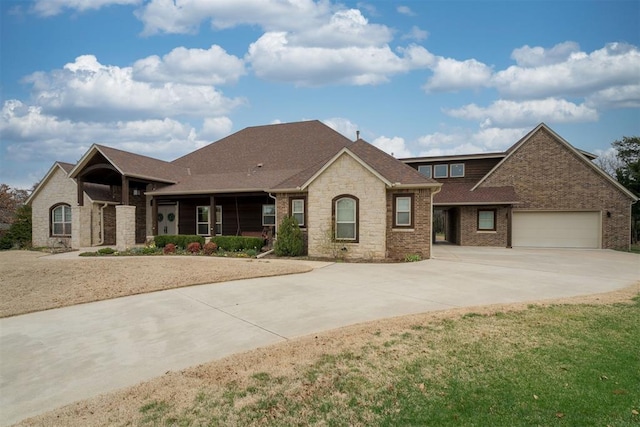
[[116, 205, 136, 251], [71, 205, 92, 249]]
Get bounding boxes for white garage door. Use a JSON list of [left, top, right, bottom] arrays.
[[512, 211, 601, 248]]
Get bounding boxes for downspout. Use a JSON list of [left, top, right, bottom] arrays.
[[430, 185, 442, 252], [268, 193, 277, 237], [99, 202, 109, 245]]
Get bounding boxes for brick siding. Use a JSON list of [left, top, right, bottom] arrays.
[[385, 188, 433, 259]]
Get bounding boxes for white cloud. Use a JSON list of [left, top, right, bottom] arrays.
[[136, 0, 331, 35], [247, 33, 433, 86], [493, 42, 640, 100], [200, 117, 233, 141], [417, 127, 528, 156], [31, 0, 140, 16], [586, 84, 640, 109], [402, 26, 428, 41], [511, 41, 580, 67], [397, 6, 416, 16], [446, 98, 599, 127], [23, 55, 245, 121], [423, 57, 493, 92], [371, 136, 413, 158], [132, 45, 246, 86], [322, 117, 360, 140]]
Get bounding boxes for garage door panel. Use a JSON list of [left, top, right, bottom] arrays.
[[513, 212, 600, 248]]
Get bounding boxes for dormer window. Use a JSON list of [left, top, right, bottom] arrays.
[[450, 163, 465, 178], [418, 165, 432, 178]]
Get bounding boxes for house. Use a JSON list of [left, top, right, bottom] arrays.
[[27, 121, 440, 260], [401, 123, 638, 249], [27, 121, 637, 257]]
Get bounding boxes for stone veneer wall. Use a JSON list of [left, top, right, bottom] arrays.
[[275, 192, 308, 253], [479, 127, 633, 249], [31, 167, 77, 248], [457, 205, 509, 246], [307, 153, 387, 260], [115, 205, 136, 251], [385, 188, 433, 259]]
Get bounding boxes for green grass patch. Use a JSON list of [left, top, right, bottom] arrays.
[[137, 298, 640, 426]]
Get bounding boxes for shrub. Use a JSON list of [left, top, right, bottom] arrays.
[[203, 241, 218, 255], [212, 236, 264, 252], [187, 242, 202, 254], [154, 235, 205, 249], [0, 205, 32, 250], [163, 243, 176, 254], [404, 253, 422, 262], [274, 216, 304, 257], [79, 251, 98, 257], [97, 247, 116, 255]]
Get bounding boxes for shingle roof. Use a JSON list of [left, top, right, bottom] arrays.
[[58, 162, 75, 173], [434, 183, 519, 205], [172, 120, 353, 175], [93, 145, 188, 183]]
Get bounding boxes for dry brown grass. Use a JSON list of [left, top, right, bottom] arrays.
[[0, 250, 312, 318], [15, 284, 639, 427]]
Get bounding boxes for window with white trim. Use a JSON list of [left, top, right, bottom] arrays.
[[434, 164, 448, 178], [51, 204, 72, 236], [394, 195, 413, 227], [450, 163, 465, 178], [418, 165, 432, 178], [477, 209, 496, 231], [291, 198, 305, 226], [334, 196, 358, 241], [215, 205, 222, 235], [262, 204, 276, 226], [196, 206, 210, 235]]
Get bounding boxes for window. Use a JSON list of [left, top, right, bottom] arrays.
[[215, 205, 222, 235], [334, 195, 358, 241], [262, 204, 276, 226], [290, 198, 305, 226], [51, 204, 72, 236], [196, 206, 210, 235], [434, 164, 448, 178], [394, 194, 413, 227], [478, 209, 496, 231], [450, 163, 465, 178], [417, 165, 432, 178]]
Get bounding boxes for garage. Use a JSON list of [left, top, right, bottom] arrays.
[[512, 211, 601, 248]]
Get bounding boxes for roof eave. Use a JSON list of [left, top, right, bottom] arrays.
[[434, 201, 520, 206], [147, 187, 268, 196]]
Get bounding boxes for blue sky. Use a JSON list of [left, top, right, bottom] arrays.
[[1, 0, 639, 189]]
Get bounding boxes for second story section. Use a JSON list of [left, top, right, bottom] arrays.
[[400, 153, 505, 184]]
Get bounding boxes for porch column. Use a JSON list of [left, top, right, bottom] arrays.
[[210, 195, 215, 236], [151, 197, 158, 236], [116, 205, 136, 251], [71, 205, 92, 249], [77, 178, 84, 206], [121, 176, 129, 206]]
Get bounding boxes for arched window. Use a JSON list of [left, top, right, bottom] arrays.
[[51, 204, 72, 236], [333, 195, 358, 241]]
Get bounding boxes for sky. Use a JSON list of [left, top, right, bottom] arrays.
[[1, 0, 639, 190]]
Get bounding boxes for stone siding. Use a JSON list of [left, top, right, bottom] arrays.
[[30, 167, 77, 248], [480, 127, 633, 249], [385, 189, 433, 259], [115, 205, 136, 251], [307, 153, 387, 260], [275, 192, 308, 253]]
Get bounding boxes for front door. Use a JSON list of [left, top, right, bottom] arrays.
[[158, 205, 177, 235]]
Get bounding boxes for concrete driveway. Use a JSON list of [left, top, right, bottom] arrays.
[[1, 246, 638, 425]]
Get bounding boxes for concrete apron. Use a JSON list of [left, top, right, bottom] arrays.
[[1, 247, 638, 425]]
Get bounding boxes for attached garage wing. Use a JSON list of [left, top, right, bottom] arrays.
[[512, 211, 601, 249]]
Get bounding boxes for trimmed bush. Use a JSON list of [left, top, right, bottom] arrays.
[[274, 216, 304, 257], [154, 235, 205, 249], [212, 236, 264, 252], [203, 241, 218, 255], [163, 243, 176, 254], [97, 247, 116, 255], [187, 242, 202, 254]]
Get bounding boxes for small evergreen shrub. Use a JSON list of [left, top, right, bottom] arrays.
[[212, 236, 263, 252], [97, 247, 116, 255], [154, 235, 205, 249], [163, 243, 176, 254], [79, 251, 98, 257], [187, 242, 202, 254], [203, 241, 218, 255], [274, 216, 304, 257]]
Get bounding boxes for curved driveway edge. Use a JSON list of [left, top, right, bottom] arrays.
[[1, 247, 638, 425]]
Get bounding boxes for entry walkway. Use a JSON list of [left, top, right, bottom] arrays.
[[1, 247, 638, 425]]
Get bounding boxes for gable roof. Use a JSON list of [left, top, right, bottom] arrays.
[[69, 144, 188, 184], [271, 139, 440, 191], [26, 162, 75, 205], [472, 123, 638, 201]]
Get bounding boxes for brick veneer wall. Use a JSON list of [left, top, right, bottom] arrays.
[[307, 153, 387, 260], [479, 127, 633, 249], [385, 188, 433, 259], [458, 206, 509, 246], [31, 167, 77, 248]]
